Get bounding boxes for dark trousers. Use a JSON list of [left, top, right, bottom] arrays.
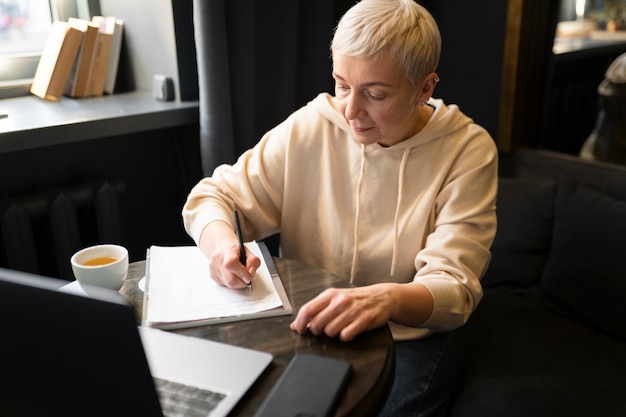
[[377, 324, 472, 417]]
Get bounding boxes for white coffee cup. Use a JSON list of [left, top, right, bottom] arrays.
[[70, 244, 129, 292]]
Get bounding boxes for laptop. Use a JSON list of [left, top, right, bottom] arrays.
[[0, 266, 273, 417]]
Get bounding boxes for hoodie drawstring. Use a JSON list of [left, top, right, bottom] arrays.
[[350, 145, 367, 283], [390, 147, 410, 276], [351, 145, 411, 281]]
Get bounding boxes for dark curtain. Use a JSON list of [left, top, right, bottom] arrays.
[[193, 0, 353, 176]]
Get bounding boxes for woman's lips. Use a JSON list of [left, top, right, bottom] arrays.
[[352, 125, 373, 133]]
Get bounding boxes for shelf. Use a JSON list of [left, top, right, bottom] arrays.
[[0, 91, 199, 154]]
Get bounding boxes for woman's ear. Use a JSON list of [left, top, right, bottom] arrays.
[[414, 72, 440, 105]]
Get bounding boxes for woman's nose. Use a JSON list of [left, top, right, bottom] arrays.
[[344, 93, 366, 120]]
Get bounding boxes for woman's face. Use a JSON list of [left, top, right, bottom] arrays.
[[332, 53, 431, 147]]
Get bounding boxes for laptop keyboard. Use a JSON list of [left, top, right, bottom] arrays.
[[154, 377, 227, 417]]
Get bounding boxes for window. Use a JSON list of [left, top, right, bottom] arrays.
[[0, 0, 52, 98]]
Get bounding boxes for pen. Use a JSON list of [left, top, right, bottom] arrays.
[[233, 209, 251, 289]]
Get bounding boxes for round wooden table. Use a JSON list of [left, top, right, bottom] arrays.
[[121, 257, 395, 417]]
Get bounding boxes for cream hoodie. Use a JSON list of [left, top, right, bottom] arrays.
[[183, 93, 498, 340]]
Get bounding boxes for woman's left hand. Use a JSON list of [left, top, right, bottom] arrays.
[[290, 284, 394, 342]]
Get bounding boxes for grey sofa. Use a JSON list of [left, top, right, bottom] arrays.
[[448, 148, 626, 417]]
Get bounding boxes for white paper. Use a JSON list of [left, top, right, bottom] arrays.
[[146, 241, 283, 324]]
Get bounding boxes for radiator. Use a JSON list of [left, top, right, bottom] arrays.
[[0, 180, 125, 281]]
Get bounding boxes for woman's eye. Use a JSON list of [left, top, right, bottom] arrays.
[[367, 92, 385, 101]]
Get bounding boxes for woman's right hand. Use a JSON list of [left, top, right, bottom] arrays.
[[199, 220, 260, 289]]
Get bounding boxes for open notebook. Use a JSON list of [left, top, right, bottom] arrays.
[[0, 267, 272, 417], [143, 241, 292, 329]]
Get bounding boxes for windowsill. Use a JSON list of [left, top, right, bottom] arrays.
[[0, 91, 199, 154], [553, 36, 626, 55]]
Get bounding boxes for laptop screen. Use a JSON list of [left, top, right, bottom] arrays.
[[0, 267, 163, 417]]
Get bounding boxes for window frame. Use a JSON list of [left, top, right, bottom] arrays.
[[0, 0, 80, 99], [0, 53, 40, 98]]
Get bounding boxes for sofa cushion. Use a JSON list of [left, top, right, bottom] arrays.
[[481, 178, 557, 289], [540, 181, 626, 342], [449, 290, 626, 417], [510, 148, 626, 201]]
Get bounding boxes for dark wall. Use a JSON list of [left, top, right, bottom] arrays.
[[0, 125, 202, 270], [220, 0, 353, 157], [422, 0, 509, 140]]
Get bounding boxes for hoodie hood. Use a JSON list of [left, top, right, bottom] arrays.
[[309, 92, 476, 281], [310, 92, 475, 152]]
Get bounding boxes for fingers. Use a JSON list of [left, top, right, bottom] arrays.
[[197, 220, 262, 289], [304, 291, 351, 337], [210, 242, 261, 289], [290, 288, 381, 342], [290, 289, 333, 333]]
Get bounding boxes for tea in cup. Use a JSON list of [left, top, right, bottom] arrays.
[[71, 244, 129, 292]]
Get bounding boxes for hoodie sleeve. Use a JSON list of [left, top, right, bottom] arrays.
[[182, 121, 290, 243], [414, 126, 498, 333]]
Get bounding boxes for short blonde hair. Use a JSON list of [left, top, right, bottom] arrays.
[[331, 0, 441, 88]]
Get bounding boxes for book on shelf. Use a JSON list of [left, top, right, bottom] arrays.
[[142, 241, 293, 330], [86, 16, 117, 96], [102, 17, 124, 95], [30, 21, 84, 101], [64, 18, 99, 98]]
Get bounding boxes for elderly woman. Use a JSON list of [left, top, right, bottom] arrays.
[[183, 0, 497, 415]]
